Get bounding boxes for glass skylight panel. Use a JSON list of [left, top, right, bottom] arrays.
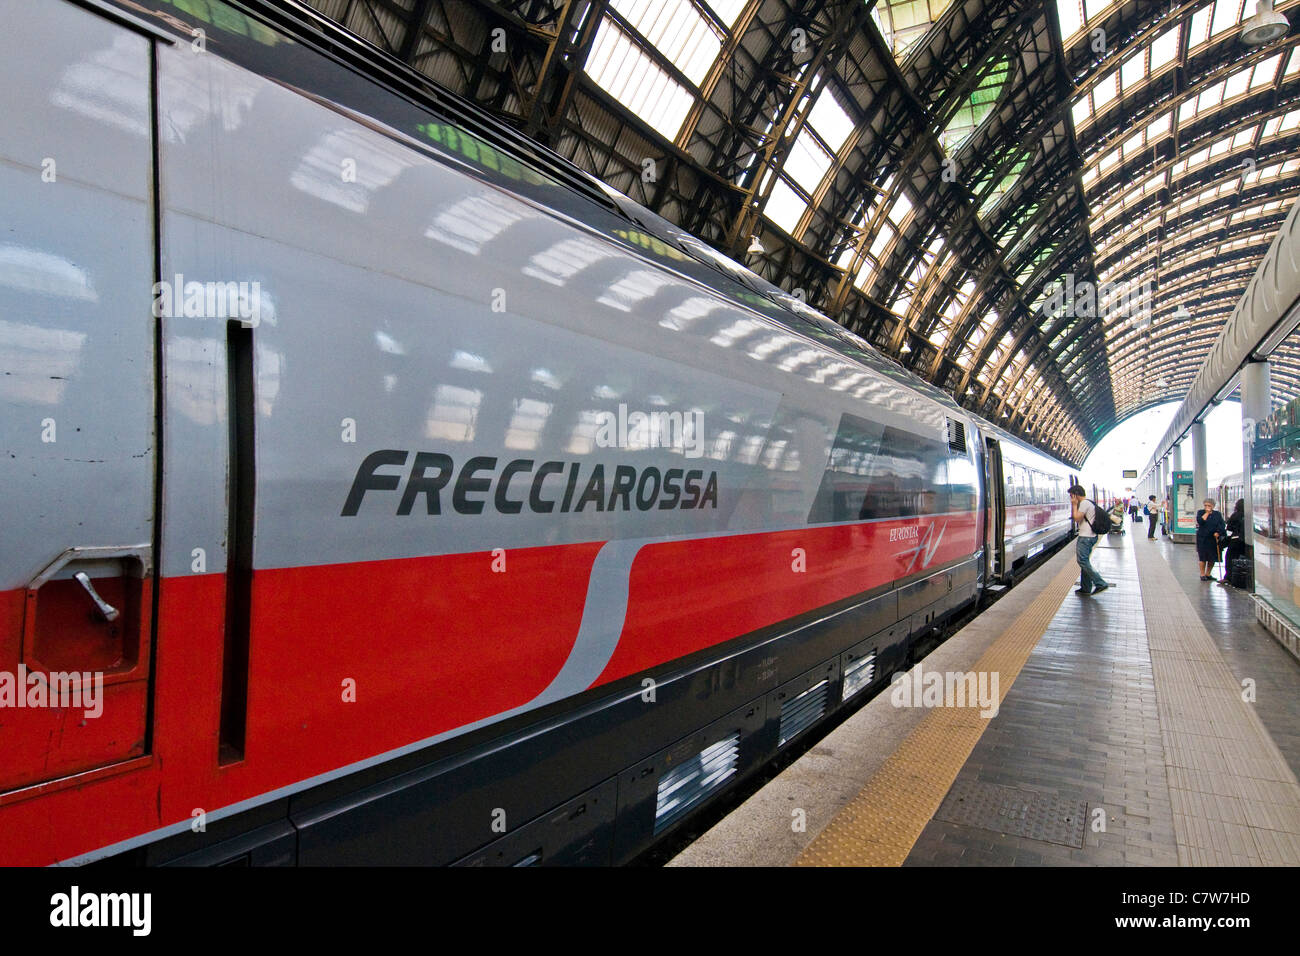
[[808, 89, 856, 154], [1211, 0, 1245, 39], [1198, 81, 1224, 112], [886, 190, 915, 227], [586, 21, 694, 138], [1189, 5, 1214, 50], [1178, 80, 1226, 124], [1252, 52, 1283, 89], [940, 57, 1011, 152], [979, 158, 1028, 215], [1286, 47, 1300, 77], [1150, 25, 1180, 72], [609, 0, 721, 86], [703, 0, 748, 29], [1147, 111, 1172, 140], [764, 177, 807, 233], [1072, 96, 1093, 129], [785, 131, 833, 191], [1225, 65, 1252, 101], [1092, 70, 1119, 112], [872, 0, 956, 60], [1084, 0, 1111, 21], [1121, 48, 1147, 90], [1055, 0, 1084, 39], [854, 258, 876, 290], [869, 221, 896, 259]]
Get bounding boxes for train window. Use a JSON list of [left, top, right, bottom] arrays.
[[948, 455, 979, 512], [807, 413, 956, 523]]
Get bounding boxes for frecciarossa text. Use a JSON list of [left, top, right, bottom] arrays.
[[342, 450, 720, 516]]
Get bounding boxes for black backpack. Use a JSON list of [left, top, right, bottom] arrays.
[[1086, 500, 1111, 535]]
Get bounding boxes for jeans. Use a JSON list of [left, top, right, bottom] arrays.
[[1147, 515, 1157, 538], [1076, 535, 1108, 592]]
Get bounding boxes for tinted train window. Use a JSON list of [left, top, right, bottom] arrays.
[[808, 413, 966, 523]]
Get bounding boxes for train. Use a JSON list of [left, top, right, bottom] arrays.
[[1222, 393, 1300, 543], [1228, 465, 1299, 545], [0, 0, 1076, 866]]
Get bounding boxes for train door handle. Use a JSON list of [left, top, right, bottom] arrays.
[[74, 571, 121, 622]]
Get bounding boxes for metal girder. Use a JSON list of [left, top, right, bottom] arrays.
[[521, 0, 608, 143]]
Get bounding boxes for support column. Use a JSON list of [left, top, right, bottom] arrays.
[[1241, 360, 1272, 547], [1192, 420, 1209, 508]]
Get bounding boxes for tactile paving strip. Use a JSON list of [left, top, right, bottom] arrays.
[[934, 779, 1087, 848], [794, 558, 1081, 867]]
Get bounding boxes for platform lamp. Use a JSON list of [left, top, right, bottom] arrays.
[[1240, 0, 1289, 44]]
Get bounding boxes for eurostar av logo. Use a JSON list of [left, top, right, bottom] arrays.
[[899, 521, 946, 572]]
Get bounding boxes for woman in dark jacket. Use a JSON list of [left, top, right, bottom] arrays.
[[1196, 498, 1226, 581], [1220, 498, 1246, 584]]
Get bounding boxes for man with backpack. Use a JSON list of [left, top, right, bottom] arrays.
[[1143, 494, 1160, 539], [1069, 484, 1111, 596]]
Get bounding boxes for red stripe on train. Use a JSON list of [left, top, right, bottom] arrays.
[[0, 515, 977, 865]]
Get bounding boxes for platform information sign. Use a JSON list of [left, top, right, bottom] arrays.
[[1172, 470, 1197, 534]]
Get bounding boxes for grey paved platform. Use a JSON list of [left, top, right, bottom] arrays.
[[904, 529, 1300, 866]]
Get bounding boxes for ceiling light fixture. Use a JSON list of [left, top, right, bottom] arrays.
[[1240, 0, 1289, 45], [747, 235, 765, 255]]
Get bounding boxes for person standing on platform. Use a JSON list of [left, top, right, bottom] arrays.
[[1109, 498, 1126, 534], [1220, 498, 1246, 585], [1069, 485, 1110, 596], [1196, 498, 1226, 581], [1162, 495, 1172, 536], [1144, 494, 1160, 539]]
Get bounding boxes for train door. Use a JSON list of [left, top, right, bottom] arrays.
[[0, 1, 158, 792], [985, 438, 1007, 582]]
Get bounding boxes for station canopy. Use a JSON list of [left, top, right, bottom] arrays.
[[299, 0, 1300, 465]]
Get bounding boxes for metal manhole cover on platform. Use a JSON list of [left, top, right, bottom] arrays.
[[935, 780, 1087, 848]]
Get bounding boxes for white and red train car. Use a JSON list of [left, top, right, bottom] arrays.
[[0, 0, 1075, 866]]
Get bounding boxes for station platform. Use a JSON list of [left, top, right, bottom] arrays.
[[668, 529, 1300, 866]]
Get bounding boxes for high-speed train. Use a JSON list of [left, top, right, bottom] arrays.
[[1228, 467, 1299, 543], [0, 0, 1076, 866]]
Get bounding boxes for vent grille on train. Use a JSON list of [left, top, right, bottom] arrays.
[[947, 419, 967, 453], [779, 679, 829, 746], [653, 734, 740, 835], [841, 651, 877, 702]]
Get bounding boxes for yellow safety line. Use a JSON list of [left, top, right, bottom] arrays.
[[794, 558, 1081, 866]]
